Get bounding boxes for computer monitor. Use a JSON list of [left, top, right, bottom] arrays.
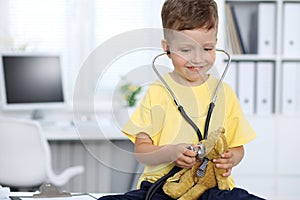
[[0, 53, 66, 119]]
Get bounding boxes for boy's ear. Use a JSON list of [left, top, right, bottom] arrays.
[[161, 39, 171, 58]]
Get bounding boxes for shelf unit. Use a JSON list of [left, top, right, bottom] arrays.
[[222, 0, 300, 116], [220, 0, 300, 199]]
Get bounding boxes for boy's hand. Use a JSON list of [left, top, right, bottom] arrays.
[[213, 150, 234, 177], [171, 144, 197, 169], [135, 133, 200, 166], [213, 146, 244, 177]]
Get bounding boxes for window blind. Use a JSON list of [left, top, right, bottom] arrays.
[[8, 0, 70, 52], [94, 0, 157, 46], [93, 0, 165, 91], [5, 0, 166, 100]]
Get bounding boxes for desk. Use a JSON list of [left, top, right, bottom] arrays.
[[42, 119, 127, 141], [10, 192, 117, 199], [41, 120, 137, 194]]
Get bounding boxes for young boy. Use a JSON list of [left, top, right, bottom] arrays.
[[99, 0, 262, 199]]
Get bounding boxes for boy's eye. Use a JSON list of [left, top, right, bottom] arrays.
[[180, 48, 191, 53], [203, 47, 213, 51]]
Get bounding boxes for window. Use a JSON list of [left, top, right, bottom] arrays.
[[2, 0, 166, 107], [93, 0, 165, 92], [94, 0, 162, 46], [6, 0, 74, 99], [7, 0, 70, 52]]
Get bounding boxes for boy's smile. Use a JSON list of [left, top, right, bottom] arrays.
[[162, 28, 217, 86]]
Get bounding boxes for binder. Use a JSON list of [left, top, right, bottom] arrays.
[[258, 3, 276, 55], [229, 3, 259, 54], [282, 62, 299, 115], [224, 61, 237, 92], [256, 62, 274, 115], [230, 5, 246, 54], [237, 62, 255, 115], [225, 3, 237, 54], [283, 3, 300, 56], [225, 4, 244, 54]]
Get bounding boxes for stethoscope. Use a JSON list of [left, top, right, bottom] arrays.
[[145, 48, 231, 200], [152, 48, 231, 145]]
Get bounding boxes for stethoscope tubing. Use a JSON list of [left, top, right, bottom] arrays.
[[152, 49, 231, 106], [151, 48, 231, 140]]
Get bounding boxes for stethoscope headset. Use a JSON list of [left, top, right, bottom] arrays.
[[145, 48, 231, 200]]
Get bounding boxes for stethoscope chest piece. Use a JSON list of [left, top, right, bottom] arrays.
[[188, 143, 206, 160]]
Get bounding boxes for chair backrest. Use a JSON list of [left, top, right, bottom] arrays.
[[0, 117, 50, 187]]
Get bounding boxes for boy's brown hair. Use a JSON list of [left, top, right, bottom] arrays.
[[161, 0, 218, 32]]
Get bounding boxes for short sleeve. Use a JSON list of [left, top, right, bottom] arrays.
[[121, 88, 153, 143]]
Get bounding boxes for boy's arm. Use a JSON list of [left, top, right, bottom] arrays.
[[213, 145, 245, 177], [134, 132, 197, 168]]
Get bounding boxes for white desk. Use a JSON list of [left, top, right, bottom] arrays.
[[41, 120, 135, 194], [42, 120, 127, 141], [10, 192, 117, 199]]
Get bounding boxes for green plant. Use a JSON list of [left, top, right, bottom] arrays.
[[120, 80, 142, 107]]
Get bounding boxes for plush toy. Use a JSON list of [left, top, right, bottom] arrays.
[[162, 127, 230, 200]]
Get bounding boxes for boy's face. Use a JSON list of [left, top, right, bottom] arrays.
[[162, 28, 217, 86]]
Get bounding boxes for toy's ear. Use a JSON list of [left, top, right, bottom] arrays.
[[215, 129, 227, 153], [204, 127, 224, 154]]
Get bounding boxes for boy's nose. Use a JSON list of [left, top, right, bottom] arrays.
[[190, 49, 209, 64]]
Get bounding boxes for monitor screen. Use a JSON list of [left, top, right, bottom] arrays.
[[0, 53, 66, 111]]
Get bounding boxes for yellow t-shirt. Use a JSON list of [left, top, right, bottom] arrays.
[[122, 73, 256, 189]]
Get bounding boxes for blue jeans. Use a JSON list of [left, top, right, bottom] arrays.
[[98, 181, 266, 200]]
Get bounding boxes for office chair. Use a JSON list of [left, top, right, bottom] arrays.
[[0, 117, 84, 189]]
